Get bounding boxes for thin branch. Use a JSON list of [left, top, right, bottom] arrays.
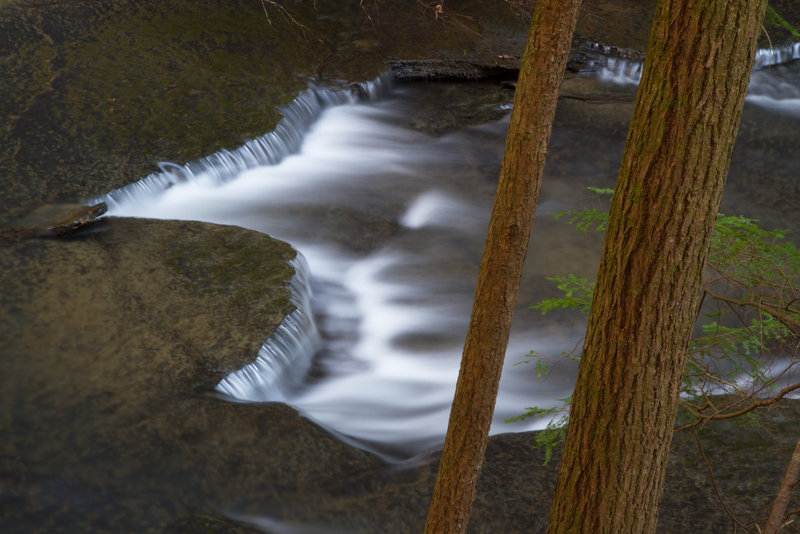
[[693, 429, 750, 530], [258, 0, 324, 43], [360, 0, 379, 30], [675, 381, 800, 432], [704, 288, 800, 333], [259, 0, 272, 24], [416, 0, 490, 42]]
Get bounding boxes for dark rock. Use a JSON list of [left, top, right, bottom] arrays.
[[388, 58, 521, 81], [163, 513, 265, 534], [385, 44, 639, 83], [0, 218, 388, 532], [0, 202, 107, 240]]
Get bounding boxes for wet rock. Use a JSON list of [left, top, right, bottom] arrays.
[[213, 400, 800, 533], [559, 73, 638, 103], [163, 514, 264, 534], [0, 217, 388, 531], [0, 202, 107, 240], [0, 218, 298, 396], [388, 58, 521, 81]]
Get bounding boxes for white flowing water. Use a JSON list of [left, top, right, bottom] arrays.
[[100, 45, 800, 458], [589, 40, 800, 119]]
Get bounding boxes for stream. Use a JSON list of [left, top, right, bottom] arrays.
[[102, 44, 800, 459]]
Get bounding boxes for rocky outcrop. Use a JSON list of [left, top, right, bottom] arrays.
[[0, 217, 378, 531]]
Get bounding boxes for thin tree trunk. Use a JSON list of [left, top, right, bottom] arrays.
[[547, 1, 768, 533], [424, 1, 581, 533], [765, 437, 800, 534]]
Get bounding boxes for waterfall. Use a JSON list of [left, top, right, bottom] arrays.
[[95, 76, 393, 410], [580, 41, 644, 85], [94, 74, 393, 208], [96, 51, 799, 457], [754, 42, 800, 69], [581, 40, 800, 86], [748, 43, 800, 117], [216, 254, 320, 402]]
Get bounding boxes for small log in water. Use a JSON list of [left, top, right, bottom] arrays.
[[385, 40, 647, 82], [0, 202, 107, 240], [387, 58, 521, 81]]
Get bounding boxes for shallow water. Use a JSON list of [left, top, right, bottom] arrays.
[[105, 48, 800, 458]]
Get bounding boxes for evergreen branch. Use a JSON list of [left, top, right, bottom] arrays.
[[765, 6, 800, 38]]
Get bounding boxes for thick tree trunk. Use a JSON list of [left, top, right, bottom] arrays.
[[424, 2, 581, 533], [547, 1, 768, 533]]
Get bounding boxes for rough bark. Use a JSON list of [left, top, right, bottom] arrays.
[[424, 2, 582, 533], [546, 1, 768, 533], [765, 437, 800, 534]]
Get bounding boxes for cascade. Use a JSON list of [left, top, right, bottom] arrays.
[[95, 74, 393, 208], [217, 254, 320, 402], [99, 48, 800, 457], [581, 40, 800, 87]]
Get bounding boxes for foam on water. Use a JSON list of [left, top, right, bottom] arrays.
[[401, 190, 484, 231]]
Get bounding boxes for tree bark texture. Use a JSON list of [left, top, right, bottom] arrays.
[[424, 2, 581, 533], [547, 1, 768, 533], [765, 437, 800, 534]]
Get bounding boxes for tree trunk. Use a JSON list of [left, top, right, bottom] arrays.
[[424, 1, 581, 533], [547, 1, 768, 533], [765, 437, 800, 534]]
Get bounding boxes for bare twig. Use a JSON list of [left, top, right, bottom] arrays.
[[415, 0, 489, 41], [259, 0, 272, 24], [258, 0, 324, 43], [693, 429, 750, 530], [675, 381, 800, 432], [360, 0, 380, 30], [704, 288, 800, 333]]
